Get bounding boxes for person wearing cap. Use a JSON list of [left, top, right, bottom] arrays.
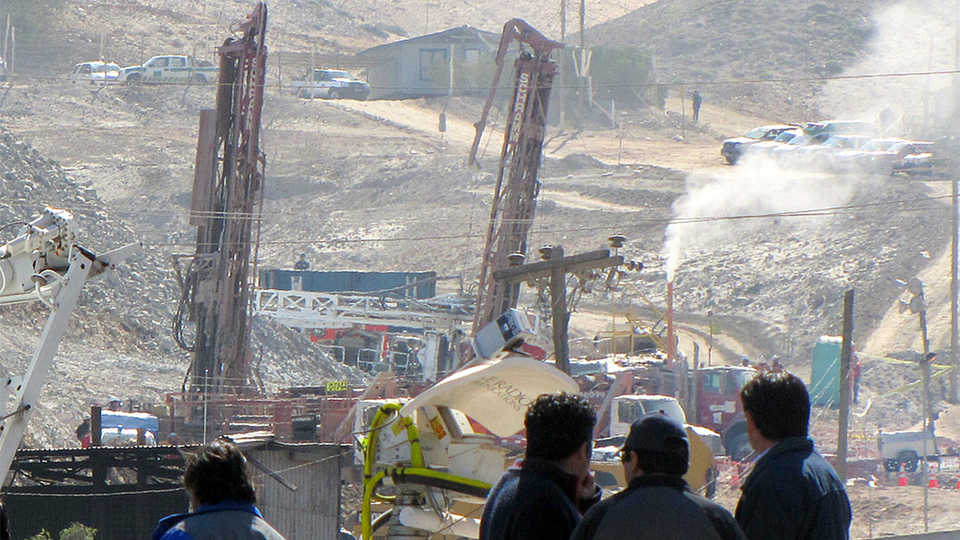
[[735, 371, 851, 540], [479, 392, 600, 540], [570, 414, 745, 540]]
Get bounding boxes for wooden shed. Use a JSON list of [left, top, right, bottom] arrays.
[[357, 26, 499, 99]]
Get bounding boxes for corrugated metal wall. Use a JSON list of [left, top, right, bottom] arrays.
[[6, 488, 188, 539], [248, 443, 348, 540]]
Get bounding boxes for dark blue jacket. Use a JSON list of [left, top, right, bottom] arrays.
[[735, 437, 851, 540], [571, 474, 747, 540], [479, 459, 599, 540], [152, 500, 286, 540]]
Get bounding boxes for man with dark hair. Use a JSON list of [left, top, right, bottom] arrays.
[[152, 438, 286, 540], [479, 392, 599, 540], [736, 371, 851, 540], [571, 415, 745, 540]]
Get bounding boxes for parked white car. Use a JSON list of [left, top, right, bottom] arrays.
[[71, 61, 121, 84], [292, 68, 370, 100]]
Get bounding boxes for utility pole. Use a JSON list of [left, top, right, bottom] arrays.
[[952, 175, 959, 403], [953, 0, 960, 404], [579, 0, 586, 123], [494, 247, 623, 374], [3, 15, 9, 66], [900, 277, 931, 532], [560, 0, 567, 41], [559, 0, 567, 127], [837, 289, 854, 482]]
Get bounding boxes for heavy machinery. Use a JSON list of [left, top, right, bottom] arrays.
[[586, 357, 756, 460], [0, 207, 134, 484], [359, 350, 578, 539], [252, 287, 474, 381], [355, 21, 571, 538], [173, 2, 268, 405], [468, 19, 563, 337]]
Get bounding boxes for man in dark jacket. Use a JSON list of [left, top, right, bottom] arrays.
[[152, 438, 286, 540], [479, 392, 599, 540], [735, 371, 851, 540], [571, 414, 746, 540]]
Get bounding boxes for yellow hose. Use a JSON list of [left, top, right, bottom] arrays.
[[360, 402, 426, 540]]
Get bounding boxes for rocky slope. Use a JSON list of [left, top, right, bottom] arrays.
[[0, 126, 364, 447]]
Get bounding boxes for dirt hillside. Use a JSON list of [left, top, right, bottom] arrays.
[[0, 0, 958, 536], [582, 0, 882, 119]]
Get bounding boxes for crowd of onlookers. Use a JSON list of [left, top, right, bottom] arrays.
[[480, 370, 851, 540]]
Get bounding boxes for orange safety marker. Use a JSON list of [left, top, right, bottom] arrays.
[[955, 471, 960, 490], [897, 462, 908, 487], [928, 463, 940, 489]]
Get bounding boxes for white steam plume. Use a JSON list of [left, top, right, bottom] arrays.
[[662, 156, 878, 282]]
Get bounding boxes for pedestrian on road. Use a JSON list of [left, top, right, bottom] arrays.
[[571, 414, 746, 540], [735, 371, 851, 540], [152, 438, 287, 540], [479, 392, 600, 540], [692, 90, 703, 123]]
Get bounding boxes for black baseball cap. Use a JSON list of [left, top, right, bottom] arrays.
[[623, 414, 689, 453]]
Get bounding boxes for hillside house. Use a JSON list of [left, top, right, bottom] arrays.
[[357, 26, 499, 99]]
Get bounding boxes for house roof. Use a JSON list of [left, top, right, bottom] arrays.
[[358, 25, 499, 58]]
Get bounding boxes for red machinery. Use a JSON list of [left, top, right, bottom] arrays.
[[468, 19, 564, 335], [174, 2, 268, 400]]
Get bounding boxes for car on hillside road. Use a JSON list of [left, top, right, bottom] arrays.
[[741, 129, 801, 162], [292, 68, 370, 100], [803, 120, 876, 138], [721, 124, 797, 165], [71, 61, 122, 85]]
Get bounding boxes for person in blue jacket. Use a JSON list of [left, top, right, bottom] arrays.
[[152, 438, 286, 540], [479, 392, 600, 540], [735, 371, 852, 540]]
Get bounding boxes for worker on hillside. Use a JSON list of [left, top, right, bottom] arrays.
[[570, 414, 746, 540], [294, 253, 310, 270], [479, 393, 600, 540], [852, 354, 862, 404], [692, 90, 703, 124], [152, 438, 286, 540], [735, 372, 851, 540]]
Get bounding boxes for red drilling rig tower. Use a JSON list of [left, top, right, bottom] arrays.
[[174, 2, 268, 402], [468, 19, 563, 336]]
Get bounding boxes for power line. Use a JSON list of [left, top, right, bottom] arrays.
[[127, 192, 953, 250], [8, 64, 960, 93], [104, 191, 954, 226]]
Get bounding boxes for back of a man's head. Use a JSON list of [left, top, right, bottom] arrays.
[[740, 371, 810, 441], [183, 438, 256, 506], [524, 392, 596, 462], [624, 414, 689, 476]]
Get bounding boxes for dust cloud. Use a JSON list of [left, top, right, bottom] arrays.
[[819, 0, 959, 134], [662, 156, 876, 282], [664, 0, 944, 281]]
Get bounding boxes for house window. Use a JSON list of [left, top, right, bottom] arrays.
[[419, 48, 448, 81], [464, 48, 481, 63]]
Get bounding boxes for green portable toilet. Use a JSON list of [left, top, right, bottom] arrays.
[[810, 336, 842, 408]]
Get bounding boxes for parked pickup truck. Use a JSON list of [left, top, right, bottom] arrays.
[[120, 55, 217, 84], [291, 68, 370, 100]]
